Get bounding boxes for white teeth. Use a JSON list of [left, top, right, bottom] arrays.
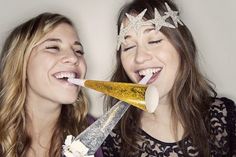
[[54, 72, 76, 79], [138, 68, 161, 76]]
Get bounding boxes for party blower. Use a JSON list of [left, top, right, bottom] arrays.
[[67, 75, 158, 113], [62, 74, 159, 156]]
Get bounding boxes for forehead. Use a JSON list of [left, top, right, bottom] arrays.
[[34, 23, 80, 47], [47, 23, 78, 38], [44, 23, 78, 39]]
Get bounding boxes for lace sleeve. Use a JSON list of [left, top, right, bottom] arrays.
[[101, 130, 121, 157], [209, 97, 236, 156], [223, 97, 236, 156]]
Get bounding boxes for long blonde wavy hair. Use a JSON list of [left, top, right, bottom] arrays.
[[0, 12, 89, 157]]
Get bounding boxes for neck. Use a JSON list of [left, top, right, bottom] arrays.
[[25, 88, 63, 157], [143, 94, 172, 121], [25, 97, 62, 154], [141, 95, 184, 142], [26, 102, 61, 133], [26, 90, 62, 131]]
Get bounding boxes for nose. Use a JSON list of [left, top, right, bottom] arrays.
[[61, 50, 79, 65], [134, 45, 152, 64]]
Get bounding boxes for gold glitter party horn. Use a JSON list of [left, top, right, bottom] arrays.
[[68, 77, 158, 113]]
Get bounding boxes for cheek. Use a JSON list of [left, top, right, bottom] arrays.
[[79, 58, 87, 78], [163, 52, 180, 87], [27, 58, 41, 79], [120, 54, 136, 81], [158, 48, 180, 67], [27, 55, 54, 80], [168, 52, 180, 73], [27, 63, 46, 85], [121, 54, 131, 70]]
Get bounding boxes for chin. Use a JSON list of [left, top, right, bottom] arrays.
[[61, 101, 77, 105], [58, 96, 78, 104]]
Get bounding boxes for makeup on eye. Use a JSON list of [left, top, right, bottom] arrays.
[[45, 45, 85, 56], [72, 44, 84, 56], [45, 45, 60, 53], [73, 49, 84, 56], [121, 28, 163, 52], [123, 45, 136, 52], [122, 38, 162, 52], [40, 39, 61, 53], [121, 39, 136, 52], [148, 39, 163, 44], [40, 39, 85, 56]]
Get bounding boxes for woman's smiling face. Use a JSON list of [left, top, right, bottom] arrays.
[[26, 23, 87, 105], [120, 23, 180, 102]]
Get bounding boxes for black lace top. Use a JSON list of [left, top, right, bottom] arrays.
[[101, 97, 236, 157]]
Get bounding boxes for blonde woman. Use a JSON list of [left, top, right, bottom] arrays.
[[0, 13, 103, 157]]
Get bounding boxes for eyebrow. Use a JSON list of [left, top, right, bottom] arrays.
[[124, 27, 156, 40], [74, 41, 83, 47], [41, 38, 62, 44], [38, 38, 83, 48], [144, 28, 155, 34]]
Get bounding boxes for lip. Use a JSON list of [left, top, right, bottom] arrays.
[[53, 70, 81, 79], [135, 67, 162, 84], [52, 70, 82, 86], [146, 71, 160, 84], [55, 77, 77, 86]]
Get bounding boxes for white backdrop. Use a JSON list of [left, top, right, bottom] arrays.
[[0, 0, 235, 117]]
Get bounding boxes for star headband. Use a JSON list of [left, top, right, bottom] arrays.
[[117, 2, 184, 50]]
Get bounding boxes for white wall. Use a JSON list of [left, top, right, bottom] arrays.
[[0, 0, 235, 117]]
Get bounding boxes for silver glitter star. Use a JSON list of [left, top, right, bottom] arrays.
[[117, 9, 147, 50], [116, 5, 184, 50], [117, 23, 129, 50], [146, 8, 175, 31], [164, 2, 183, 27], [125, 9, 147, 34]]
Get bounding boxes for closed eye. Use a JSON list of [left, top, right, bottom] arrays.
[[148, 39, 162, 44], [74, 50, 84, 55], [123, 45, 136, 52], [46, 46, 60, 51]]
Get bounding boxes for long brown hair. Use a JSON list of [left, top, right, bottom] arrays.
[[0, 13, 89, 157], [105, 0, 217, 156]]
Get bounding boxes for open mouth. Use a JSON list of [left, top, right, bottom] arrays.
[[53, 71, 79, 82], [137, 67, 162, 82]]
